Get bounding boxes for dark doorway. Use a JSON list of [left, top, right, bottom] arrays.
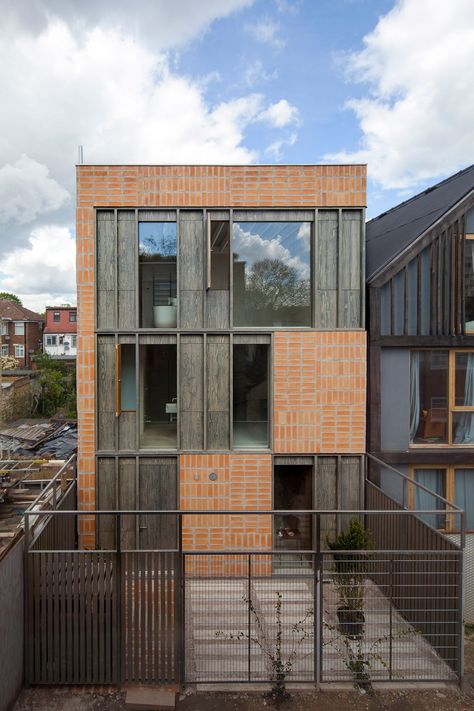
[[274, 464, 313, 569]]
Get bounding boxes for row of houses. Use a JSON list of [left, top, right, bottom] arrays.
[[0, 302, 77, 368]]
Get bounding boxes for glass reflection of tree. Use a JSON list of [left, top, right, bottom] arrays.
[[245, 258, 310, 310], [139, 233, 176, 260]]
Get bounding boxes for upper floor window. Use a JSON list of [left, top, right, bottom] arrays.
[[233, 343, 269, 448], [14, 321, 25, 335], [233, 222, 311, 327], [69, 311, 77, 322], [410, 349, 474, 446], [139, 222, 177, 328], [1, 321, 8, 335], [208, 220, 230, 290], [53, 312, 60, 322]]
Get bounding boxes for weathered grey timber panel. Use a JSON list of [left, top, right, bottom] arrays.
[[315, 457, 337, 548], [340, 214, 362, 328], [341, 217, 361, 290], [119, 458, 136, 550], [209, 210, 230, 220], [96, 211, 115, 329], [0, 539, 24, 709], [139, 458, 177, 550], [179, 291, 203, 329], [314, 291, 337, 329], [138, 210, 176, 222], [207, 335, 230, 449], [179, 335, 204, 450], [97, 336, 116, 451], [138, 334, 177, 344], [233, 334, 271, 344], [341, 290, 361, 329], [274, 456, 313, 465], [118, 334, 136, 344], [315, 212, 338, 328], [205, 290, 229, 329], [380, 349, 410, 450], [338, 456, 363, 530], [179, 212, 204, 290], [97, 458, 116, 549], [233, 210, 314, 222], [117, 211, 136, 329], [118, 411, 136, 451]]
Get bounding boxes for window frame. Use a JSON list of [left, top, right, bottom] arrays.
[[45, 335, 57, 346], [410, 464, 474, 532], [14, 321, 25, 335], [410, 348, 474, 448], [1, 344, 9, 356], [69, 311, 77, 322], [53, 312, 60, 322], [14, 344, 25, 358]]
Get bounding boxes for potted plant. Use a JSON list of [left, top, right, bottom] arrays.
[[327, 518, 371, 639]]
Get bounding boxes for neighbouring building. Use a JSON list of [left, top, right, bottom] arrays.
[[366, 164, 474, 619], [0, 300, 44, 369], [76, 164, 367, 552], [43, 305, 78, 359]]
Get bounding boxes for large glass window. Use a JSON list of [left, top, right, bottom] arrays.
[[233, 222, 311, 327], [410, 350, 474, 445], [233, 344, 269, 448], [140, 344, 177, 449], [139, 222, 177, 328], [412, 466, 474, 532]]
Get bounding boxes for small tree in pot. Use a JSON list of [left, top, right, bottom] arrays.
[[327, 518, 371, 640]]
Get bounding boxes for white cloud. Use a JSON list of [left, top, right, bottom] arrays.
[[0, 226, 76, 310], [259, 99, 299, 128], [325, 0, 474, 189], [265, 132, 297, 160], [245, 18, 286, 49], [0, 155, 70, 225], [3, 0, 254, 51], [243, 60, 278, 87], [233, 223, 309, 278]]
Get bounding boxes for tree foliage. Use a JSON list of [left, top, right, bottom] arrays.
[[246, 259, 309, 310], [34, 353, 77, 418], [0, 292, 22, 305]]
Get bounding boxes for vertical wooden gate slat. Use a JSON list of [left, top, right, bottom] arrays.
[[167, 552, 172, 680], [147, 552, 153, 682], [160, 552, 166, 681], [153, 551, 159, 681], [140, 552, 146, 681]]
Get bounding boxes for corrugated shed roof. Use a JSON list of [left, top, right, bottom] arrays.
[[0, 300, 44, 322], [366, 164, 474, 281]]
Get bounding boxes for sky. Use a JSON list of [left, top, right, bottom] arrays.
[[0, 0, 473, 312]]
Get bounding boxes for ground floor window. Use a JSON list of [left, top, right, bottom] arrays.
[[410, 465, 474, 531], [14, 344, 25, 358], [1, 344, 8, 356]]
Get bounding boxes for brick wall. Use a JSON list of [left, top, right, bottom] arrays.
[[273, 331, 366, 453]]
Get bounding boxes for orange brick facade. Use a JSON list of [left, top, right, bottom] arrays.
[[273, 331, 366, 453], [76, 164, 367, 549]]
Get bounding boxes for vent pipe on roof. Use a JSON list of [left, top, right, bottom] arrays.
[[78, 145, 84, 164]]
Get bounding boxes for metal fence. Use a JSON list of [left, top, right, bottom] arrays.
[[24, 504, 464, 687]]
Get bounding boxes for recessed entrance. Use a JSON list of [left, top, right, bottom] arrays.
[[274, 463, 313, 569]]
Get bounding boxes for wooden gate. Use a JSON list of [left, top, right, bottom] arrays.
[[26, 550, 181, 684]]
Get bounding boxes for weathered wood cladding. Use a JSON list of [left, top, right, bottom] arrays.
[[373, 213, 470, 339], [95, 208, 365, 330], [96, 456, 178, 550]]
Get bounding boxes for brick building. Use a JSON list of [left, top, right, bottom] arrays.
[[43, 305, 77, 359], [0, 299, 44, 369], [76, 164, 367, 551]]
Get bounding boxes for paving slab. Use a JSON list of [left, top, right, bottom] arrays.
[[125, 686, 176, 710]]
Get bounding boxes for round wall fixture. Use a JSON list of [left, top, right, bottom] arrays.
[[209, 471, 217, 481]]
